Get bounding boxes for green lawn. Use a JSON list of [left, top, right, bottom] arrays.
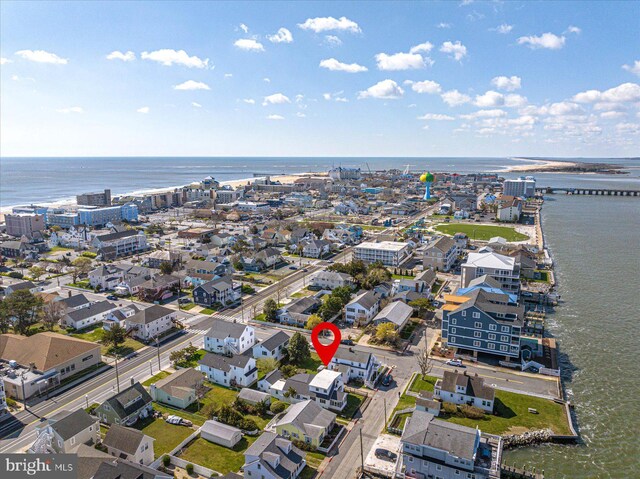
[[434, 223, 529, 242], [134, 417, 195, 458], [152, 402, 209, 426], [392, 274, 414, 280], [305, 452, 326, 469], [299, 466, 318, 479], [48, 246, 74, 253], [142, 371, 171, 386], [340, 393, 365, 419], [69, 280, 93, 290], [400, 319, 421, 340], [200, 308, 216, 315], [408, 374, 438, 393], [299, 352, 323, 374], [181, 303, 197, 311], [175, 349, 207, 368], [69, 324, 146, 356], [179, 435, 258, 475]]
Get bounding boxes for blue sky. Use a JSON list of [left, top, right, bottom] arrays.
[[1, 0, 639, 157]]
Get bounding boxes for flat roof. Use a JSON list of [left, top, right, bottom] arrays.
[[356, 241, 410, 252]]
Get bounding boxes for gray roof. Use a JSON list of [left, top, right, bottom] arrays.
[[402, 410, 478, 461], [66, 300, 115, 322], [47, 409, 96, 441], [347, 290, 379, 310], [60, 293, 92, 309], [284, 296, 321, 314], [238, 388, 271, 404], [259, 331, 290, 351], [262, 370, 283, 385], [244, 432, 306, 479], [127, 305, 174, 325], [102, 424, 148, 455], [7, 281, 36, 292], [205, 318, 250, 340], [201, 420, 242, 441], [95, 230, 139, 242], [101, 382, 152, 420], [198, 352, 254, 372], [439, 371, 495, 401], [272, 400, 335, 437], [415, 268, 437, 285], [93, 459, 163, 479], [455, 289, 524, 325], [467, 274, 502, 290], [196, 277, 233, 294], [75, 444, 114, 479], [152, 368, 204, 400], [373, 301, 413, 327], [332, 346, 372, 366], [428, 236, 457, 253]]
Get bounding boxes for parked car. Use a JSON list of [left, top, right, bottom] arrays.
[[166, 415, 192, 427], [381, 375, 392, 387], [302, 268, 308, 272], [446, 359, 463, 367], [106, 295, 118, 300], [375, 449, 398, 462], [289, 265, 298, 270], [340, 339, 354, 346], [178, 297, 191, 303]]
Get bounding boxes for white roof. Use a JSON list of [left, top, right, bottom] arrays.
[[356, 241, 409, 252], [465, 250, 515, 269], [201, 420, 241, 440], [309, 369, 342, 389]]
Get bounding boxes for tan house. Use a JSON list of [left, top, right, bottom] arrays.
[[149, 368, 205, 409], [30, 409, 99, 453], [423, 236, 459, 272], [102, 424, 155, 465]]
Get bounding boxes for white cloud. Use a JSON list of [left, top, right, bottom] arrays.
[[566, 25, 581, 34], [323, 93, 331, 101], [15, 49, 68, 64], [616, 122, 640, 133], [262, 93, 291, 106], [224, 73, 233, 78], [441, 90, 471, 106], [173, 80, 210, 90], [324, 91, 349, 102], [572, 83, 640, 104], [319, 58, 367, 73], [298, 16, 361, 33], [240, 23, 249, 33], [491, 75, 521, 91], [324, 35, 342, 46], [57, 106, 83, 113], [600, 111, 626, 119], [460, 109, 507, 119], [191, 102, 202, 108], [267, 114, 285, 120], [106, 50, 135, 61], [263, 77, 271, 83], [358, 79, 404, 99], [492, 24, 513, 34], [0, 57, 11, 64], [243, 99, 256, 104], [436, 23, 451, 29], [234, 39, 265, 52], [622, 60, 640, 77], [517, 33, 565, 50], [405, 80, 441, 94], [137, 106, 150, 114], [141, 49, 208, 68], [417, 113, 455, 120], [504, 94, 528, 108], [268, 27, 293, 44], [548, 101, 582, 116], [296, 112, 306, 118], [409, 42, 434, 54], [474, 91, 504, 107], [439, 41, 467, 61], [375, 52, 426, 71]]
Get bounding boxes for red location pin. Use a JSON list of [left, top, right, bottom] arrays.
[[311, 322, 342, 366]]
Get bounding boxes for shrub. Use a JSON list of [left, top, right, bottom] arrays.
[[292, 439, 317, 452], [8, 272, 23, 279], [162, 455, 171, 467], [442, 402, 458, 415], [6, 397, 18, 408], [270, 401, 287, 414], [460, 405, 485, 419], [185, 463, 194, 475], [240, 418, 258, 431], [81, 251, 97, 258]]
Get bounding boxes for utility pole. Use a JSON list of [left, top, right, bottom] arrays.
[[85, 394, 89, 410], [359, 428, 365, 477], [21, 376, 27, 411], [149, 360, 153, 376], [114, 353, 121, 393], [383, 398, 388, 429], [155, 336, 161, 371]]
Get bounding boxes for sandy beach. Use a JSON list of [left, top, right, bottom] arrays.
[[498, 158, 578, 173]]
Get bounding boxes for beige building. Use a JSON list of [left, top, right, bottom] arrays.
[[5, 213, 46, 238], [423, 236, 459, 272], [103, 424, 155, 465]]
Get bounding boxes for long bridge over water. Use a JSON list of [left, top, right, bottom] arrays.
[[536, 187, 640, 197]]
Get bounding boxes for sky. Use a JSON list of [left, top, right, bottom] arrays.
[[1, 0, 639, 158]]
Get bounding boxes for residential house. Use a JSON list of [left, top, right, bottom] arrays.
[[201, 420, 242, 448], [454, 232, 469, 250], [270, 400, 337, 448], [497, 196, 523, 222], [289, 228, 314, 245], [442, 288, 525, 359], [393, 269, 436, 296], [301, 240, 331, 259], [0, 240, 29, 258], [415, 390, 442, 416], [103, 304, 140, 330], [270, 369, 347, 412], [242, 247, 283, 272], [145, 250, 182, 270], [277, 297, 322, 327], [434, 370, 495, 413], [193, 277, 237, 307], [423, 236, 459, 272], [204, 319, 255, 355], [243, 432, 306, 479], [344, 291, 380, 325], [4, 280, 40, 295], [253, 331, 290, 361], [88, 454, 172, 479], [126, 305, 176, 342], [328, 347, 379, 387], [197, 352, 258, 387], [95, 381, 153, 426], [149, 368, 205, 409], [59, 293, 93, 312], [372, 301, 413, 331], [258, 370, 283, 393], [29, 409, 99, 453], [310, 271, 354, 291], [0, 332, 101, 400], [64, 300, 116, 330], [102, 425, 155, 465], [400, 410, 502, 479], [461, 247, 521, 293], [92, 230, 148, 260], [185, 259, 229, 283], [89, 265, 126, 290], [137, 274, 180, 302]]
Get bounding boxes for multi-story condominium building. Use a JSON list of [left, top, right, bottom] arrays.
[[354, 241, 411, 267], [214, 188, 243, 204], [423, 236, 459, 272], [78, 203, 139, 227], [497, 196, 523, 222], [5, 213, 46, 238], [46, 211, 81, 229], [91, 229, 149, 258], [461, 247, 521, 293], [77, 189, 112, 207], [442, 288, 524, 359], [503, 176, 536, 198], [400, 410, 502, 479], [204, 319, 255, 355], [235, 201, 271, 213], [329, 166, 361, 180]]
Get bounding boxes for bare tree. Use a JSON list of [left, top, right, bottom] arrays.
[[194, 381, 209, 412], [41, 301, 66, 331], [416, 334, 433, 377]]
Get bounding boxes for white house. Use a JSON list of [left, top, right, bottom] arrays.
[[198, 352, 258, 388], [63, 300, 116, 330], [270, 369, 347, 412], [344, 291, 380, 325], [243, 432, 306, 479], [125, 305, 175, 341], [497, 196, 523, 222], [302, 239, 331, 259], [253, 331, 290, 361], [310, 271, 355, 291], [434, 371, 495, 413], [102, 425, 155, 465], [204, 319, 255, 355], [103, 304, 140, 330], [88, 264, 125, 290], [328, 347, 379, 387], [461, 247, 521, 293]]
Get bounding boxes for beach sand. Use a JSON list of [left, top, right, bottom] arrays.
[[498, 158, 578, 173]]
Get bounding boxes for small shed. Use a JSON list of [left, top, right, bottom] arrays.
[[238, 388, 271, 406], [201, 420, 242, 448]]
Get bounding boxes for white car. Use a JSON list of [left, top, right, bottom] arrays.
[[446, 359, 463, 367]]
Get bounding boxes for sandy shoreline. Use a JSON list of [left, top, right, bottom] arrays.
[[497, 158, 578, 173]]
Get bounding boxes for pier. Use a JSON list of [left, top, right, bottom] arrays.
[[536, 187, 640, 196]]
